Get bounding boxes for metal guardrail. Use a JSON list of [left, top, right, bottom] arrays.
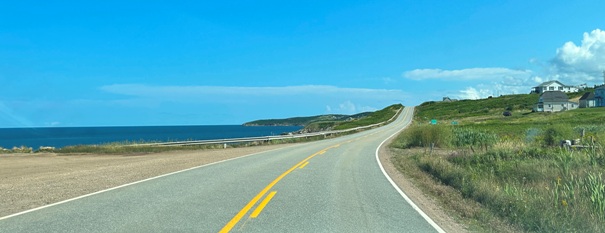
[[128, 107, 403, 147]]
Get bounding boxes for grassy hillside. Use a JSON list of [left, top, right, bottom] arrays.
[[333, 104, 403, 130], [392, 93, 605, 232], [414, 92, 604, 139], [243, 112, 371, 126], [245, 104, 403, 133], [415, 94, 539, 121]]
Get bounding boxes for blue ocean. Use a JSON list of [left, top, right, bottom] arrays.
[[0, 125, 302, 149]]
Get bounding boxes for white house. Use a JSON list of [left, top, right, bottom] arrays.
[[596, 85, 605, 107], [531, 80, 579, 94], [534, 91, 578, 112]]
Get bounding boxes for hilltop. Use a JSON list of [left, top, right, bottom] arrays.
[[244, 104, 403, 133], [242, 112, 371, 127]]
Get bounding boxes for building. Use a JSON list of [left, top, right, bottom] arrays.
[[596, 85, 605, 107], [579, 92, 596, 108], [534, 91, 578, 112], [442, 97, 458, 102], [531, 80, 579, 94]]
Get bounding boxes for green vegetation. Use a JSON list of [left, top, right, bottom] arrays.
[[333, 104, 403, 130], [244, 104, 403, 132], [416, 94, 539, 121], [391, 93, 605, 232], [243, 112, 371, 126]]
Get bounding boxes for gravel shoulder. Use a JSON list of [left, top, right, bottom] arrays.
[[0, 144, 293, 218]]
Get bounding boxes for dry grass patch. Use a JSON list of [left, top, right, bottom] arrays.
[[390, 147, 521, 233]]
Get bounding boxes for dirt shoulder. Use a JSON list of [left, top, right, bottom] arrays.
[[0, 144, 292, 218], [379, 139, 469, 233]]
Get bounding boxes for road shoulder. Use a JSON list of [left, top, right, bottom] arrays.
[[0, 144, 295, 218], [379, 139, 469, 233]]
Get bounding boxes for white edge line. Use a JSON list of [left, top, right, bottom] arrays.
[[375, 107, 446, 233], [0, 145, 297, 221]]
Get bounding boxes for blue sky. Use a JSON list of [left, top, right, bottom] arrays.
[[2, 0, 605, 127]]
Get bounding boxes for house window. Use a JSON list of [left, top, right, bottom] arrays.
[[559, 87, 563, 90], [549, 87, 554, 90]]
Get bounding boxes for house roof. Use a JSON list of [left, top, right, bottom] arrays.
[[535, 80, 566, 87], [540, 91, 569, 102], [579, 92, 595, 100]]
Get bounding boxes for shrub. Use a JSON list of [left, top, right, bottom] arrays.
[[541, 125, 574, 147], [394, 124, 451, 149], [452, 128, 498, 153]]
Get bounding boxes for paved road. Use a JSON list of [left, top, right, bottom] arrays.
[[0, 107, 441, 233]]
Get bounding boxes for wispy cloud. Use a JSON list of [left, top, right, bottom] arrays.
[[100, 84, 407, 101], [97, 84, 410, 123], [403, 68, 532, 81]]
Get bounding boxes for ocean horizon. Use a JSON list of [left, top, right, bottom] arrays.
[[0, 125, 302, 149]]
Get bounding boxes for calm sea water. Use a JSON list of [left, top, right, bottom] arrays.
[[0, 125, 302, 149]]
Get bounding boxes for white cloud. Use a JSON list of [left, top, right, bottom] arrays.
[[402, 67, 539, 101], [458, 87, 488, 100], [339, 101, 356, 113], [100, 84, 407, 114], [324, 101, 378, 114], [457, 87, 492, 100], [402, 29, 605, 103], [403, 68, 532, 81], [101, 84, 404, 100], [550, 28, 605, 85]]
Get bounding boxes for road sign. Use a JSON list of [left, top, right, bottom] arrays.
[[430, 119, 437, 125]]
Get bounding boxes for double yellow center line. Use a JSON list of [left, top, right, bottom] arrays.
[[219, 144, 340, 233]]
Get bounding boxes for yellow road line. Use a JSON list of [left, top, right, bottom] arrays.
[[219, 145, 336, 233], [250, 191, 277, 218], [298, 161, 309, 169]]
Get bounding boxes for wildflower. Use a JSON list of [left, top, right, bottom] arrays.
[[561, 199, 568, 208], [557, 176, 561, 186]]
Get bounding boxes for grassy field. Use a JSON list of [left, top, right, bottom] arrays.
[[392, 94, 605, 232]]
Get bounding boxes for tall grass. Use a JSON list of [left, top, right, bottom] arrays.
[[392, 124, 451, 149], [393, 123, 605, 232]]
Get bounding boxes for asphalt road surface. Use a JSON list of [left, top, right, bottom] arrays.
[[0, 107, 443, 233]]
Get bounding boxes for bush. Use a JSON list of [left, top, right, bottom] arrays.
[[394, 124, 451, 149], [452, 128, 498, 153], [541, 125, 574, 147]]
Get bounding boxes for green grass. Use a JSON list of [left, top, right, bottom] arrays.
[[332, 104, 402, 130], [391, 93, 605, 232], [415, 94, 539, 121]]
